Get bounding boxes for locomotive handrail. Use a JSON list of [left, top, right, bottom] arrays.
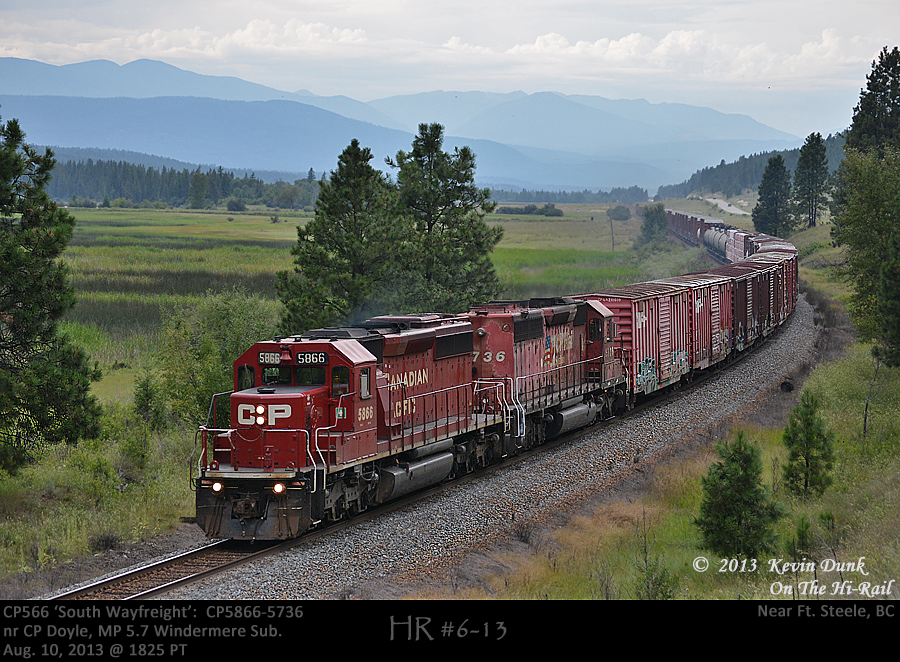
[[203, 390, 234, 429], [310, 391, 356, 495], [513, 356, 597, 409], [196, 426, 234, 473], [376, 380, 491, 449], [473, 379, 511, 432]]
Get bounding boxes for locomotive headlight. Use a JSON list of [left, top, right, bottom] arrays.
[[255, 405, 265, 414], [212, 482, 224, 493], [273, 483, 285, 494], [256, 416, 265, 425]]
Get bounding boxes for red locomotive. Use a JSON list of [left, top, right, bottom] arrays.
[[194, 210, 799, 540]]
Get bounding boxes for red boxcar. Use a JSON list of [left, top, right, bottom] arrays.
[[576, 282, 692, 400]]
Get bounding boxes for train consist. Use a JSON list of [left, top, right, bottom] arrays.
[[194, 209, 799, 540]]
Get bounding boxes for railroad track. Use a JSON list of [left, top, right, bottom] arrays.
[[49, 483, 458, 600], [50, 540, 286, 600]]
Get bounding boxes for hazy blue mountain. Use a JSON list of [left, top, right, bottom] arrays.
[[366, 91, 528, 134], [0, 57, 400, 129], [1, 94, 671, 189], [564, 94, 795, 142], [362, 89, 800, 185], [0, 95, 408, 173], [0, 57, 802, 191]]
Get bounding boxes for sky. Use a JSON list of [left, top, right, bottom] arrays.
[[1, 1, 898, 137]]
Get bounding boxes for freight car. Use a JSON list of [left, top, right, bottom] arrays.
[[193, 210, 799, 540]]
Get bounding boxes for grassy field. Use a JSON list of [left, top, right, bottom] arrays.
[[63, 205, 656, 383]]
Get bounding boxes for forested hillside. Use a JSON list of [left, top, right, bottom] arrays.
[[655, 133, 845, 199]]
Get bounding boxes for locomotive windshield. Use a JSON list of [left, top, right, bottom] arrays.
[[296, 366, 326, 386], [263, 366, 292, 385]]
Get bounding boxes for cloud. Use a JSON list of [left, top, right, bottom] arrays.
[[436, 27, 879, 93]]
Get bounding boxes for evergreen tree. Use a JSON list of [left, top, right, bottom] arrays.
[[846, 46, 900, 155], [0, 116, 101, 471], [752, 155, 795, 238], [189, 171, 208, 209], [277, 139, 414, 333], [782, 390, 836, 499], [874, 230, 900, 367], [793, 133, 830, 228], [388, 123, 503, 313], [695, 432, 784, 558], [830, 147, 900, 341]]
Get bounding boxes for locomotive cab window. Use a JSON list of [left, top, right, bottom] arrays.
[[263, 366, 292, 385], [237, 364, 255, 390], [331, 366, 350, 398], [295, 366, 326, 386]]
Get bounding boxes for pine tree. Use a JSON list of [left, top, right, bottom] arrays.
[[874, 230, 900, 367], [277, 139, 414, 333], [752, 155, 795, 238], [793, 133, 830, 228], [696, 432, 784, 558], [830, 147, 900, 341], [387, 123, 502, 313], [0, 116, 101, 471], [846, 46, 900, 155], [782, 390, 836, 499]]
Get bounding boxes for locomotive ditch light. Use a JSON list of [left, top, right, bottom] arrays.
[[212, 482, 224, 493], [273, 483, 285, 494]]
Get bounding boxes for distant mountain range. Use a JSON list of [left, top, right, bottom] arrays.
[[0, 57, 802, 192]]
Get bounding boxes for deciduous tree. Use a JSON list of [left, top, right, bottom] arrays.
[[159, 289, 278, 424], [830, 147, 900, 340], [0, 115, 101, 471], [635, 202, 668, 249]]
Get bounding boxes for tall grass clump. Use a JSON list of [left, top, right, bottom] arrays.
[[0, 405, 195, 586]]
